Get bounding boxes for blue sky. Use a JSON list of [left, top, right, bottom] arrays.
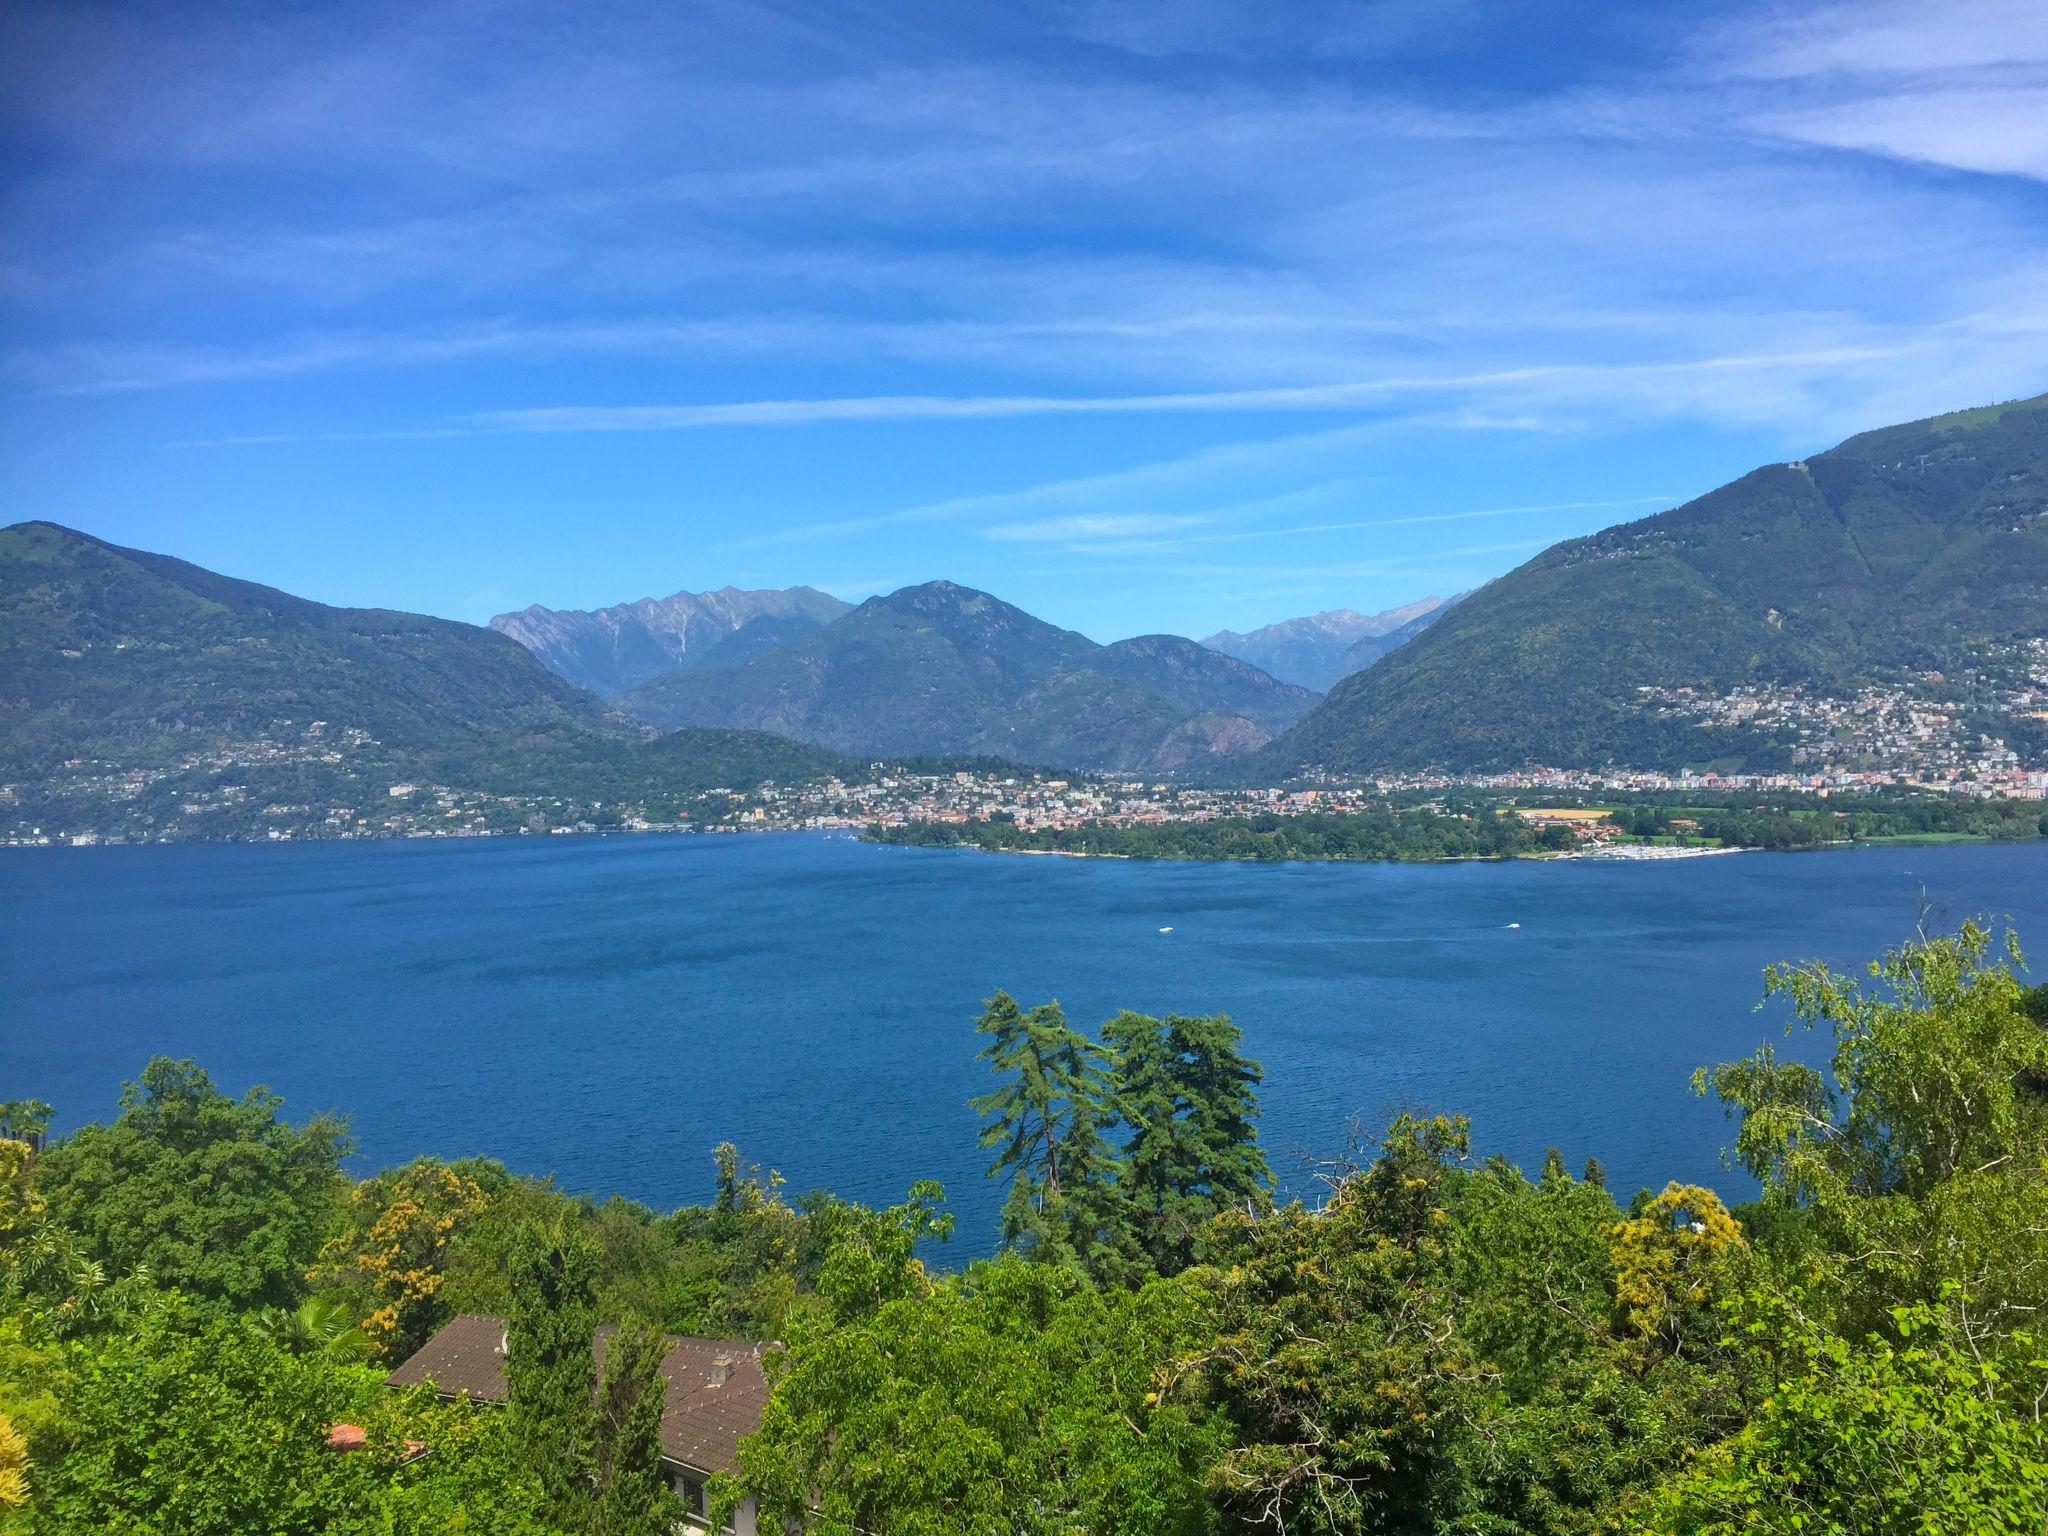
[[2, 0, 2044, 642]]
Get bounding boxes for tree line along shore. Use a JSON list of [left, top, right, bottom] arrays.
[[868, 790, 2048, 863]]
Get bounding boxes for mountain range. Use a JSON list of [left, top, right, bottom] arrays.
[[615, 580, 1319, 771], [10, 389, 2042, 810], [0, 522, 881, 844], [1203, 596, 1458, 690], [1261, 390, 2048, 775], [491, 584, 852, 697]]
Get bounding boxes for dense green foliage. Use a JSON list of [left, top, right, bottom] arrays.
[[1, 1077, 836, 1535], [734, 1256, 1232, 1536], [506, 1222, 602, 1526], [1266, 391, 2048, 773], [35, 1059, 349, 1310], [615, 580, 1315, 770], [6, 923, 2048, 1531]]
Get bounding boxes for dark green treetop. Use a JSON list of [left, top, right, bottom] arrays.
[[1101, 1009, 1272, 1277], [35, 1057, 349, 1310], [590, 1319, 681, 1536]]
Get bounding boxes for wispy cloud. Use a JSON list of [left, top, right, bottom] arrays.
[[1026, 495, 1677, 556], [1753, 87, 2048, 181], [1682, 0, 2048, 183], [982, 511, 1216, 542], [1700, 0, 2048, 80], [8, 0, 2048, 636], [379, 344, 1903, 440]]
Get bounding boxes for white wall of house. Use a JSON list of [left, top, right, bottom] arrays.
[[668, 1465, 759, 1536]]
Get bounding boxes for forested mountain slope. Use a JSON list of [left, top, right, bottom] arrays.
[[617, 581, 1318, 771], [1264, 392, 2048, 774], [0, 521, 624, 772], [0, 523, 886, 840]]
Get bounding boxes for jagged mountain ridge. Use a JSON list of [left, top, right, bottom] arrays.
[[1203, 596, 1454, 690], [491, 584, 853, 697]]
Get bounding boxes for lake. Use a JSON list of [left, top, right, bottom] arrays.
[[6, 832, 2047, 1251]]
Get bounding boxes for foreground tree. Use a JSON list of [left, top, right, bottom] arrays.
[[1102, 1010, 1271, 1276], [26, 1300, 373, 1535], [506, 1219, 600, 1529], [22, 1291, 566, 1536], [590, 1320, 682, 1536], [35, 1058, 349, 1309], [970, 992, 1118, 1268], [1189, 1114, 1743, 1533], [314, 1157, 487, 1359], [1645, 1296, 2048, 1535], [1696, 921, 2048, 1366], [732, 1250, 1229, 1536]]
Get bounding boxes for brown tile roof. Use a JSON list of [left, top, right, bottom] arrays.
[[385, 1313, 510, 1401], [386, 1313, 770, 1476]]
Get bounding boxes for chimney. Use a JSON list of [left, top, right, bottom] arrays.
[[709, 1356, 731, 1388]]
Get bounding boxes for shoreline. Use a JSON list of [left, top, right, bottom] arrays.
[[866, 837, 1733, 866], [863, 833, 2048, 866], [4, 823, 2034, 862]]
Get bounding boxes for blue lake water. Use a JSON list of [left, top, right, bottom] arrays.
[[6, 832, 2047, 1252]]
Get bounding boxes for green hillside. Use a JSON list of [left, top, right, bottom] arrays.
[[1265, 392, 2048, 774], [0, 523, 900, 840], [616, 581, 1317, 770], [0, 520, 624, 771], [1095, 633, 1319, 733]]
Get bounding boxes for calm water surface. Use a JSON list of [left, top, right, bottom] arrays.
[[7, 832, 2047, 1250]]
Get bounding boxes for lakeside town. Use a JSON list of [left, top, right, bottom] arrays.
[[6, 710, 2046, 849], [6, 641, 2045, 847]]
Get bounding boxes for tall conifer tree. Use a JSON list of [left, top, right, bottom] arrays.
[[506, 1218, 599, 1527], [591, 1321, 682, 1536], [970, 992, 1118, 1266], [1102, 1009, 1271, 1275]]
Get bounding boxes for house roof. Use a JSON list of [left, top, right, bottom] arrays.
[[386, 1313, 510, 1401], [385, 1313, 771, 1476]]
